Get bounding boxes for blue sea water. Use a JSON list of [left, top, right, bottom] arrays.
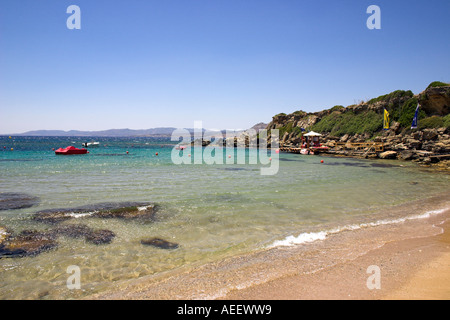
[[0, 136, 449, 299]]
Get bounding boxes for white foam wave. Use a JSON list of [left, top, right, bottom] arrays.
[[137, 205, 152, 211], [268, 231, 327, 248], [268, 208, 449, 249], [66, 212, 96, 218]]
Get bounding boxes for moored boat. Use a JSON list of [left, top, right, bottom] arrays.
[[55, 146, 88, 155], [82, 142, 100, 148]]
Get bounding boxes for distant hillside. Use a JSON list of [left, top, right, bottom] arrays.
[[11, 127, 180, 137], [250, 122, 268, 131]]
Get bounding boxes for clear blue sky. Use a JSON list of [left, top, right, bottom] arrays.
[[0, 0, 449, 134]]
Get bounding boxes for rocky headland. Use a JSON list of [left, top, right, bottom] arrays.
[[266, 81, 450, 170]]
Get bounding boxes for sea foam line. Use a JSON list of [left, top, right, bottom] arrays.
[[137, 205, 153, 211], [268, 208, 449, 248], [66, 211, 97, 218]]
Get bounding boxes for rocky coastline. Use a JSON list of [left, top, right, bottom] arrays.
[[266, 83, 450, 170]]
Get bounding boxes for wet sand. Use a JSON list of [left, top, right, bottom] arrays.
[[224, 216, 450, 300], [89, 204, 450, 300]]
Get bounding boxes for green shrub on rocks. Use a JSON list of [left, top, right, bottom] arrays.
[[269, 82, 449, 140], [311, 110, 382, 136], [398, 97, 427, 128], [427, 81, 450, 89], [443, 114, 450, 128], [367, 90, 413, 105], [329, 105, 344, 112], [418, 116, 444, 129]]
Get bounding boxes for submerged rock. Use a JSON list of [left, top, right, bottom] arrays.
[[33, 202, 157, 224], [320, 161, 368, 167], [0, 193, 40, 211], [52, 224, 115, 245], [33, 211, 74, 224], [370, 163, 400, 168], [46, 223, 117, 244], [278, 158, 305, 162], [141, 238, 179, 250], [0, 223, 118, 258], [85, 229, 115, 245], [93, 203, 156, 220], [50, 224, 94, 239], [0, 230, 58, 258]]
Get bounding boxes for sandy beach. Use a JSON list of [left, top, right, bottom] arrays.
[[89, 197, 450, 300], [224, 216, 450, 300]]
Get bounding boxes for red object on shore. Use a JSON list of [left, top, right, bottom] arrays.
[[55, 146, 88, 155]]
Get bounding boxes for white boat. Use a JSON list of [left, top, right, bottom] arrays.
[[82, 142, 100, 148]]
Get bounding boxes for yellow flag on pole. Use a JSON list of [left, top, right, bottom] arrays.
[[383, 108, 390, 130]]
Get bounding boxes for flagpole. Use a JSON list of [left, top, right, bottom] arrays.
[[411, 103, 419, 130], [383, 108, 390, 130]]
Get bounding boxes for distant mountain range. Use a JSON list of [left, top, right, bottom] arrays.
[[10, 128, 181, 137], [6, 123, 268, 137]]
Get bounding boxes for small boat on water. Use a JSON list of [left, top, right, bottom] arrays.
[[55, 146, 88, 155], [300, 148, 313, 155], [82, 142, 100, 148]]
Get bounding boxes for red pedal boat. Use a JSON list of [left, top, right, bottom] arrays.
[[55, 146, 88, 155]]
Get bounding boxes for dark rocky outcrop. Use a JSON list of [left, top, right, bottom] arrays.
[[85, 229, 115, 245], [0, 193, 40, 211], [0, 224, 118, 258], [50, 224, 94, 239], [51, 224, 115, 244], [0, 230, 58, 258], [33, 202, 157, 224], [93, 203, 156, 220], [141, 238, 179, 249], [1, 201, 159, 258], [33, 211, 74, 224], [419, 86, 450, 116]]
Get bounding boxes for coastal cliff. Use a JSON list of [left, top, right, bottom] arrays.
[[267, 82, 450, 168]]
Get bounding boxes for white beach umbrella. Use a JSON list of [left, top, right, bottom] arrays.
[[303, 131, 322, 136]]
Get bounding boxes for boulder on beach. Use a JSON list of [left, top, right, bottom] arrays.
[[141, 237, 179, 250], [379, 151, 398, 159], [0, 193, 40, 211], [398, 150, 416, 161], [0, 230, 58, 258]]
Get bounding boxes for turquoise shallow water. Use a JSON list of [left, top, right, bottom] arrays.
[[0, 136, 449, 299]]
